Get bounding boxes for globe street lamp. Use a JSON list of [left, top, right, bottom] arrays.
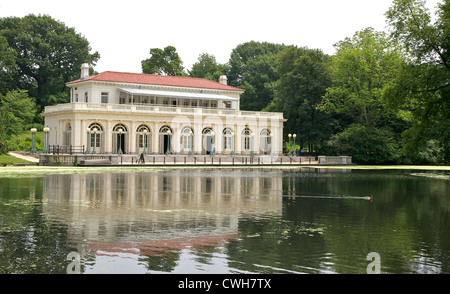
[[166, 130, 171, 155], [85, 128, 91, 154], [30, 128, 37, 154], [143, 129, 147, 154], [118, 128, 123, 154], [43, 127, 50, 153], [288, 134, 292, 156], [92, 128, 97, 154]]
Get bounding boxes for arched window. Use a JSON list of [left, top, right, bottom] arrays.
[[260, 129, 271, 154], [137, 125, 151, 154], [88, 123, 104, 153], [181, 127, 194, 154], [63, 123, 71, 146], [241, 128, 253, 153], [223, 128, 234, 153]]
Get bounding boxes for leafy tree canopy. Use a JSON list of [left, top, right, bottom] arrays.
[[228, 41, 286, 111], [0, 89, 36, 137], [141, 45, 186, 76], [385, 0, 450, 163], [0, 14, 100, 108], [267, 45, 334, 151], [188, 53, 228, 81]]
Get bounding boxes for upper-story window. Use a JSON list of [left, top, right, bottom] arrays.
[[84, 92, 88, 102], [75, 94, 79, 102], [101, 92, 108, 103]]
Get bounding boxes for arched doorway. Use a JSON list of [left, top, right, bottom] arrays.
[[88, 123, 104, 154], [202, 127, 215, 155], [136, 125, 151, 154], [159, 125, 173, 154], [112, 124, 128, 154]]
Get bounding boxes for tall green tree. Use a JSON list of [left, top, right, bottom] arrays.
[[0, 106, 9, 154], [319, 28, 406, 164], [0, 89, 36, 137], [188, 53, 228, 81], [385, 0, 450, 163], [0, 14, 100, 108], [141, 45, 186, 76], [228, 41, 286, 111], [266, 46, 333, 152], [0, 35, 17, 96]]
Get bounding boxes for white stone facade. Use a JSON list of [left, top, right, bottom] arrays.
[[42, 66, 286, 155]]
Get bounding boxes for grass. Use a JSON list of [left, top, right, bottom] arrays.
[[0, 154, 34, 165]]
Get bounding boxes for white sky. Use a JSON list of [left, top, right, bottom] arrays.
[[0, 0, 442, 74]]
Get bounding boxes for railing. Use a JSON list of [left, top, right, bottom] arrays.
[[49, 145, 85, 155], [43, 103, 284, 119]]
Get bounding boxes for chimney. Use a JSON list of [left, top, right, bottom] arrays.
[[219, 75, 228, 85], [80, 63, 89, 80]]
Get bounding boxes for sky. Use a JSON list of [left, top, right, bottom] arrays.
[[0, 0, 442, 74]]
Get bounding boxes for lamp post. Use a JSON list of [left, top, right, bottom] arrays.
[[92, 128, 97, 154], [288, 134, 292, 156], [166, 130, 171, 155], [143, 129, 147, 154], [118, 128, 123, 154], [43, 127, 50, 153], [231, 131, 235, 155], [30, 128, 37, 154], [250, 132, 255, 156], [85, 128, 91, 154], [293, 134, 297, 156], [188, 130, 193, 155]]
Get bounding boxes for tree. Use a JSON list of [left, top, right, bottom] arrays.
[[228, 41, 286, 111], [188, 53, 228, 81], [385, 0, 450, 163], [266, 46, 334, 152], [0, 106, 9, 154], [319, 28, 406, 163], [0, 35, 17, 96], [0, 14, 100, 108], [0, 89, 36, 137], [141, 45, 186, 76]]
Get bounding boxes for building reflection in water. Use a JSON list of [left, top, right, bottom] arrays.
[[41, 169, 284, 272]]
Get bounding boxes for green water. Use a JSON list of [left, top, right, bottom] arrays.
[[0, 167, 448, 274]]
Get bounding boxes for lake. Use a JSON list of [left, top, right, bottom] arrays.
[[0, 166, 449, 274]]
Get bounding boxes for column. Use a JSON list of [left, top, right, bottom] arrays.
[[105, 120, 112, 154], [152, 122, 158, 154], [130, 121, 136, 154]]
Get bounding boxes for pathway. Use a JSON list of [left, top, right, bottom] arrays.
[[8, 152, 40, 163]]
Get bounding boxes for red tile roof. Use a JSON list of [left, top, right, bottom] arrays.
[[66, 71, 244, 92]]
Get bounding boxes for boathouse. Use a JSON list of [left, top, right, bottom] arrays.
[[42, 64, 286, 156]]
